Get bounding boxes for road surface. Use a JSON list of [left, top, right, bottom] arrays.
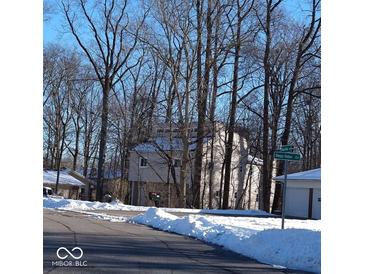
[[44, 209, 310, 274]]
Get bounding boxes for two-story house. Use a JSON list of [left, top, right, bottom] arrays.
[[128, 122, 265, 209]]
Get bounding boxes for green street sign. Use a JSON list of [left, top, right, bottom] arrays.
[[274, 151, 301, 161], [280, 145, 294, 152]]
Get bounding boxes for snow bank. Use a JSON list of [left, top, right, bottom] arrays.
[[44, 198, 320, 272], [130, 208, 320, 273], [43, 198, 128, 210], [43, 197, 272, 216], [199, 209, 272, 216]]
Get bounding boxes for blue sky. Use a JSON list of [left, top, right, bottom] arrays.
[[44, 1, 312, 45]]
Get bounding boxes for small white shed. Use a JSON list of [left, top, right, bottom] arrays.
[[274, 168, 321, 220]]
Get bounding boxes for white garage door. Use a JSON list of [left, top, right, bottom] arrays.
[[285, 187, 309, 218], [312, 188, 321, 219]]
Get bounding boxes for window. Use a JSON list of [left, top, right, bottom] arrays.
[[174, 159, 182, 167], [215, 191, 221, 197], [234, 192, 238, 198], [140, 157, 148, 167], [43, 187, 53, 196]]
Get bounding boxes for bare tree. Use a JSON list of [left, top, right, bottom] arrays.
[[191, 0, 205, 208], [271, 0, 320, 212], [256, 0, 283, 211], [61, 0, 148, 201], [222, 0, 255, 209], [43, 45, 78, 193], [44, 0, 321, 209]]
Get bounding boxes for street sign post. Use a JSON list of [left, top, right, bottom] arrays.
[[274, 146, 301, 229], [281, 160, 288, 230]]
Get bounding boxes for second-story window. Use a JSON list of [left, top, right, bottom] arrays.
[[140, 157, 148, 167], [174, 159, 182, 167]]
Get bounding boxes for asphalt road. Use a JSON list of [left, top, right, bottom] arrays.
[[43, 209, 310, 274]]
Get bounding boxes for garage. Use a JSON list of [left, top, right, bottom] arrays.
[[274, 168, 321, 220]]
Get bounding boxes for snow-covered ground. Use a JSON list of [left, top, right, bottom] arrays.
[[131, 208, 320, 273], [44, 197, 129, 211], [43, 198, 320, 273], [43, 197, 272, 216]]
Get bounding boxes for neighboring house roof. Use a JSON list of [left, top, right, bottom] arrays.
[[273, 168, 321, 181], [43, 170, 85, 186], [103, 169, 123, 180], [68, 170, 97, 186], [76, 168, 123, 180], [132, 137, 209, 153]]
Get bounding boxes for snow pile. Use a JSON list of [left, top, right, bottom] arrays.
[[44, 198, 320, 272], [189, 214, 321, 231], [201, 209, 271, 216], [131, 208, 320, 273], [43, 197, 272, 216], [43, 198, 127, 210]]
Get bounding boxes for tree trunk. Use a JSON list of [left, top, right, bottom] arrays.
[[222, 13, 241, 209], [72, 121, 80, 171], [192, 0, 204, 208], [271, 48, 302, 212], [55, 122, 67, 194], [96, 81, 110, 201], [207, 10, 221, 209], [261, 1, 274, 212]]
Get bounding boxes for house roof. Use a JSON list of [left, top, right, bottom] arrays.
[[273, 168, 321, 181], [132, 138, 264, 167], [76, 168, 123, 180], [132, 137, 209, 153], [43, 170, 85, 186]]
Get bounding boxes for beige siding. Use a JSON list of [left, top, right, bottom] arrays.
[[128, 125, 263, 209], [43, 183, 81, 199], [129, 150, 185, 184]]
